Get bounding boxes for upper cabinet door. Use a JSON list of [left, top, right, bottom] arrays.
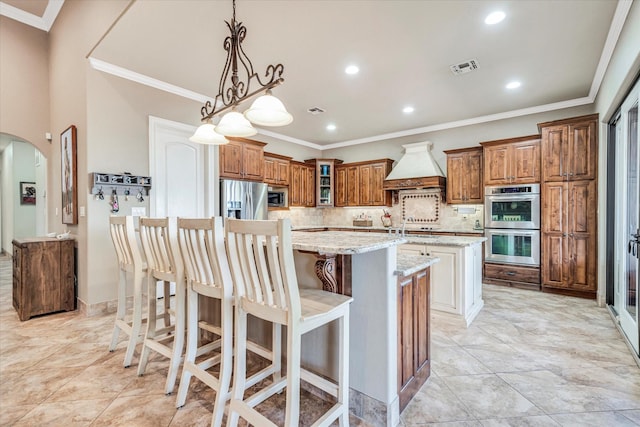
[[541, 126, 568, 182], [483, 145, 510, 185], [242, 143, 265, 181], [445, 147, 483, 204], [446, 153, 466, 203], [569, 120, 597, 181], [220, 140, 243, 179], [511, 140, 540, 183]]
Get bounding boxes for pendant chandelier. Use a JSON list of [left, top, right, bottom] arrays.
[[189, 0, 293, 145]]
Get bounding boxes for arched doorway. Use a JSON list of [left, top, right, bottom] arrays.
[[0, 133, 47, 254]]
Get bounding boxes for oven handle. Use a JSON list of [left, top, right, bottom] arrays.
[[485, 194, 539, 202], [486, 229, 538, 236]]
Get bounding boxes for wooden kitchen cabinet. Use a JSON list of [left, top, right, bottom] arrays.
[[444, 147, 483, 204], [13, 237, 75, 321], [263, 152, 291, 186], [397, 267, 430, 412], [481, 135, 541, 186], [289, 161, 315, 207], [219, 138, 266, 181], [538, 114, 598, 182], [335, 159, 393, 207], [539, 114, 598, 298], [541, 180, 597, 297]]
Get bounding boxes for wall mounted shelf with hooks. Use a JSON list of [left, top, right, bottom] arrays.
[[89, 172, 152, 197]]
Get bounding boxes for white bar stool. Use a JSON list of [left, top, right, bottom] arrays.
[[225, 218, 353, 427], [108, 215, 147, 368], [175, 217, 281, 427], [136, 217, 185, 395]]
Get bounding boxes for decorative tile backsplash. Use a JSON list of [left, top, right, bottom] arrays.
[[268, 188, 484, 232], [400, 190, 441, 224]]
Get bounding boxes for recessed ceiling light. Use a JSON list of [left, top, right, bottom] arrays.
[[506, 81, 521, 89], [403, 106, 415, 114], [326, 124, 337, 131], [345, 65, 359, 75], [485, 11, 505, 25]]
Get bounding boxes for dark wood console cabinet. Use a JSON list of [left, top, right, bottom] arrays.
[[12, 237, 75, 321]]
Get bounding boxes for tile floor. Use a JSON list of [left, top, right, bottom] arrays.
[[1, 254, 639, 426]]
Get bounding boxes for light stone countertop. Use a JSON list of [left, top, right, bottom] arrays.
[[395, 254, 440, 277], [365, 232, 486, 247], [291, 231, 407, 255], [293, 225, 485, 235]]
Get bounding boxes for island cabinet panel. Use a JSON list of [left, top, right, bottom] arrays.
[[289, 161, 315, 207], [13, 238, 75, 321], [397, 268, 430, 412], [263, 152, 291, 186], [539, 114, 597, 182], [481, 135, 541, 186], [219, 138, 266, 181], [444, 147, 483, 204]]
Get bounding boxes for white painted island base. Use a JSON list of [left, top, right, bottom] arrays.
[[400, 238, 485, 327]]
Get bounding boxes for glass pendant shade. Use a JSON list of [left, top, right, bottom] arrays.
[[244, 93, 293, 126], [215, 111, 257, 137], [189, 123, 230, 145]]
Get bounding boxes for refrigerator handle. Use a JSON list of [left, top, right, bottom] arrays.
[[245, 185, 253, 219]]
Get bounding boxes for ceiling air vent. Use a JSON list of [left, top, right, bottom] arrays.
[[450, 59, 479, 75], [307, 107, 325, 115]]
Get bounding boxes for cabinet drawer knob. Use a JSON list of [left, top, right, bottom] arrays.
[[506, 271, 516, 276]]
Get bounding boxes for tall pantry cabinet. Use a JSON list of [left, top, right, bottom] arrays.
[[538, 114, 598, 298]]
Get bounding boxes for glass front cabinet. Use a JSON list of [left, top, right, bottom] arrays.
[[306, 159, 343, 207]]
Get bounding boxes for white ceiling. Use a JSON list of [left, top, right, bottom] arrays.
[[1, 0, 632, 149]]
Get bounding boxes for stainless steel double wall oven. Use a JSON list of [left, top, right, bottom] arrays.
[[484, 184, 540, 266]]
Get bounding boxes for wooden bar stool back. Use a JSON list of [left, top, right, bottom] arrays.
[[176, 217, 283, 427], [136, 217, 185, 395], [174, 217, 233, 426], [108, 215, 147, 368], [225, 218, 353, 427]]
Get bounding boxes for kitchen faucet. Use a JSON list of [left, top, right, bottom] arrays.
[[401, 216, 415, 237]]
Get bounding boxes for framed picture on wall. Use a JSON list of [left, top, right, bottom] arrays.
[[20, 182, 36, 205], [61, 125, 78, 225]]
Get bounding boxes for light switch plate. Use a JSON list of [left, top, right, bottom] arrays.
[[131, 207, 146, 217], [79, 206, 86, 217]]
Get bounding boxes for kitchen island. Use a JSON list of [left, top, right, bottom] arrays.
[[399, 234, 486, 327], [289, 231, 439, 426]]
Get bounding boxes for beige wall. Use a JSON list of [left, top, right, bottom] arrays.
[[47, 0, 130, 305], [0, 16, 50, 156]]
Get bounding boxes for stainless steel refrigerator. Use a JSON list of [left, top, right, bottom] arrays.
[[219, 179, 268, 220]]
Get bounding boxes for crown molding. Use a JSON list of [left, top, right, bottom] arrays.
[[88, 57, 210, 104], [322, 97, 594, 150], [0, 0, 64, 32], [588, 0, 633, 100]]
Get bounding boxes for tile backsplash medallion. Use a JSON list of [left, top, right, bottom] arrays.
[[268, 189, 484, 232]]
